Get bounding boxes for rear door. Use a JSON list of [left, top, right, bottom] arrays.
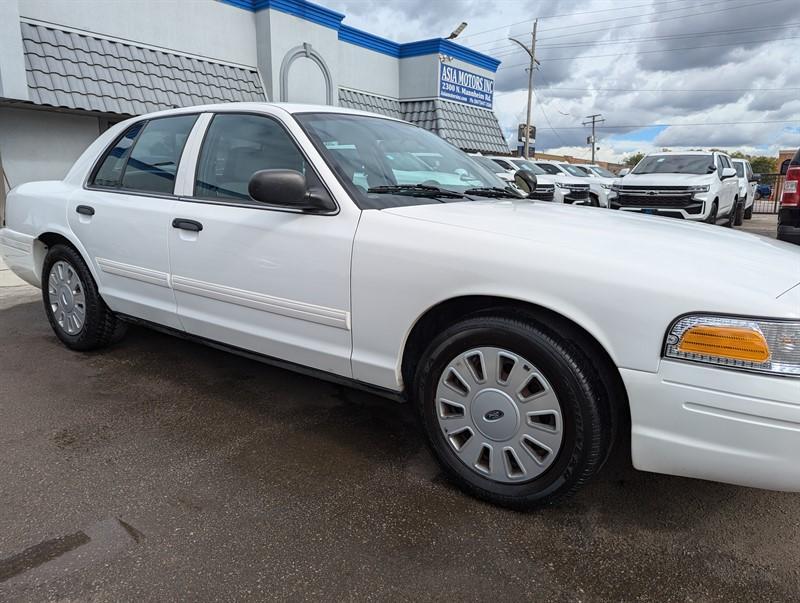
[[68, 114, 198, 328], [167, 111, 359, 377]]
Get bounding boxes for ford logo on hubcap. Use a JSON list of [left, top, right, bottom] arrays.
[[484, 409, 505, 422]]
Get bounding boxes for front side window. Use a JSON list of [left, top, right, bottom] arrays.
[[120, 115, 197, 194], [715, 155, 725, 176], [195, 114, 307, 200]]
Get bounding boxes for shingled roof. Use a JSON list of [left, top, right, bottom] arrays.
[[338, 88, 508, 154], [20, 21, 265, 116]]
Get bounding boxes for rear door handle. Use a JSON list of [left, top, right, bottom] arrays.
[[76, 205, 95, 216], [172, 218, 203, 232]]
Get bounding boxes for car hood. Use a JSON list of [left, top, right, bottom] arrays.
[[383, 200, 800, 297], [616, 173, 712, 186]]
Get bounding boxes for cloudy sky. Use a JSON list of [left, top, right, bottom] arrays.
[[319, 0, 799, 162]]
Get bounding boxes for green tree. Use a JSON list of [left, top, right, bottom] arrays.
[[623, 152, 645, 167], [749, 156, 776, 174]]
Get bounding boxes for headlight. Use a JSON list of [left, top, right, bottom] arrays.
[[600, 184, 612, 189], [687, 185, 710, 193], [664, 314, 800, 377], [557, 184, 572, 190]]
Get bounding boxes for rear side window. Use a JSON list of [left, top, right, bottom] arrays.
[[194, 114, 306, 200], [91, 115, 197, 193], [91, 122, 144, 187], [120, 115, 197, 194]]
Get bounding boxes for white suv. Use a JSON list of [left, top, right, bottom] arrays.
[[731, 158, 757, 223], [490, 158, 591, 205], [608, 151, 739, 225]]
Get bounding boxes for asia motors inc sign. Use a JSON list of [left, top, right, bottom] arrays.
[[439, 65, 494, 109]]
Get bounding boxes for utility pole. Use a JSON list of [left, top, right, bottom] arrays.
[[509, 20, 539, 159], [583, 113, 605, 163]]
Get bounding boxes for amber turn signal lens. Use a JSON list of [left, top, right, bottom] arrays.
[[678, 325, 770, 362]]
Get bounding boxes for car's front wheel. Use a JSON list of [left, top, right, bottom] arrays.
[[744, 205, 753, 220], [734, 198, 745, 226], [42, 244, 127, 351], [414, 314, 611, 509]]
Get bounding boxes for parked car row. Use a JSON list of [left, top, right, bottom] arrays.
[[478, 150, 765, 230]]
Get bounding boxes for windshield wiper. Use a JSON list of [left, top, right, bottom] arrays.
[[367, 184, 466, 199], [463, 186, 524, 199]]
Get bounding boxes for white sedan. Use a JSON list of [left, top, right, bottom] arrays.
[[2, 103, 799, 509]]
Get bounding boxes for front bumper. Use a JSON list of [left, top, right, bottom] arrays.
[[622, 360, 800, 491]]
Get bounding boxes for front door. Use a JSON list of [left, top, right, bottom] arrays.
[[68, 115, 199, 329], [168, 112, 358, 377]]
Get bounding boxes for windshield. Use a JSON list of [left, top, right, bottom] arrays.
[[633, 154, 714, 175], [560, 164, 589, 177], [510, 159, 547, 175], [471, 155, 504, 173], [534, 163, 563, 175], [733, 162, 745, 177], [295, 113, 517, 209], [589, 166, 616, 178]]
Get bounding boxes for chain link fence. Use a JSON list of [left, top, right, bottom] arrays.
[[753, 173, 784, 214]]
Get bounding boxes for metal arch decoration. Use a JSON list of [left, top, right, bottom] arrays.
[[279, 42, 333, 105]]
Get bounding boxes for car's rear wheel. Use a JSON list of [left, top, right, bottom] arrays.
[[42, 244, 127, 351], [414, 315, 610, 509]]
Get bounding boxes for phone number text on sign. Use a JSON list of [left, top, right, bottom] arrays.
[[439, 65, 494, 109]]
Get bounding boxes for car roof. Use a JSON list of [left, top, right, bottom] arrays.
[[114, 102, 406, 123]]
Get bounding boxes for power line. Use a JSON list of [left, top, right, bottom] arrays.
[[531, 90, 570, 148], [534, 119, 800, 131], [466, 0, 784, 50], [458, 0, 709, 41], [496, 35, 800, 68], [536, 86, 800, 93], [484, 22, 800, 56]]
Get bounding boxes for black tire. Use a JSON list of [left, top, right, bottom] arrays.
[[41, 244, 127, 351], [589, 193, 600, 207], [724, 199, 737, 228], [704, 200, 718, 224], [414, 314, 611, 509], [744, 205, 753, 220], [733, 198, 745, 226]]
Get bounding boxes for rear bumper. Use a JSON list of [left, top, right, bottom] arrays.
[[622, 360, 800, 492], [0, 228, 39, 287], [778, 207, 800, 244]]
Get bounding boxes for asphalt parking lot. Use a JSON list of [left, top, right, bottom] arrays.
[[1, 214, 798, 601]]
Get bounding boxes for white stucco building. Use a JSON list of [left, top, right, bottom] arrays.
[[0, 0, 507, 193]]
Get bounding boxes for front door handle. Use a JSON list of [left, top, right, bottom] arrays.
[[76, 205, 95, 216], [172, 218, 203, 232]]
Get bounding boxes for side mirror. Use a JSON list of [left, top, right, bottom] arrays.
[[248, 169, 334, 211], [618, 168, 630, 176], [514, 169, 537, 194], [721, 167, 737, 180]]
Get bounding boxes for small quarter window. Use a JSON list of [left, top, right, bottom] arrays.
[[120, 115, 197, 194]]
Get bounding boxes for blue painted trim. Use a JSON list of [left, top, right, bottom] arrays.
[[222, 0, 344, 30], [400, 39, 500, 72], [218, 0, 500, 72], [338, 25, 400, 58]]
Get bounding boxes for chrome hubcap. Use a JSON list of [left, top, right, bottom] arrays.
[[48, 260, 86, 335], [436, 347, 564, 483]]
